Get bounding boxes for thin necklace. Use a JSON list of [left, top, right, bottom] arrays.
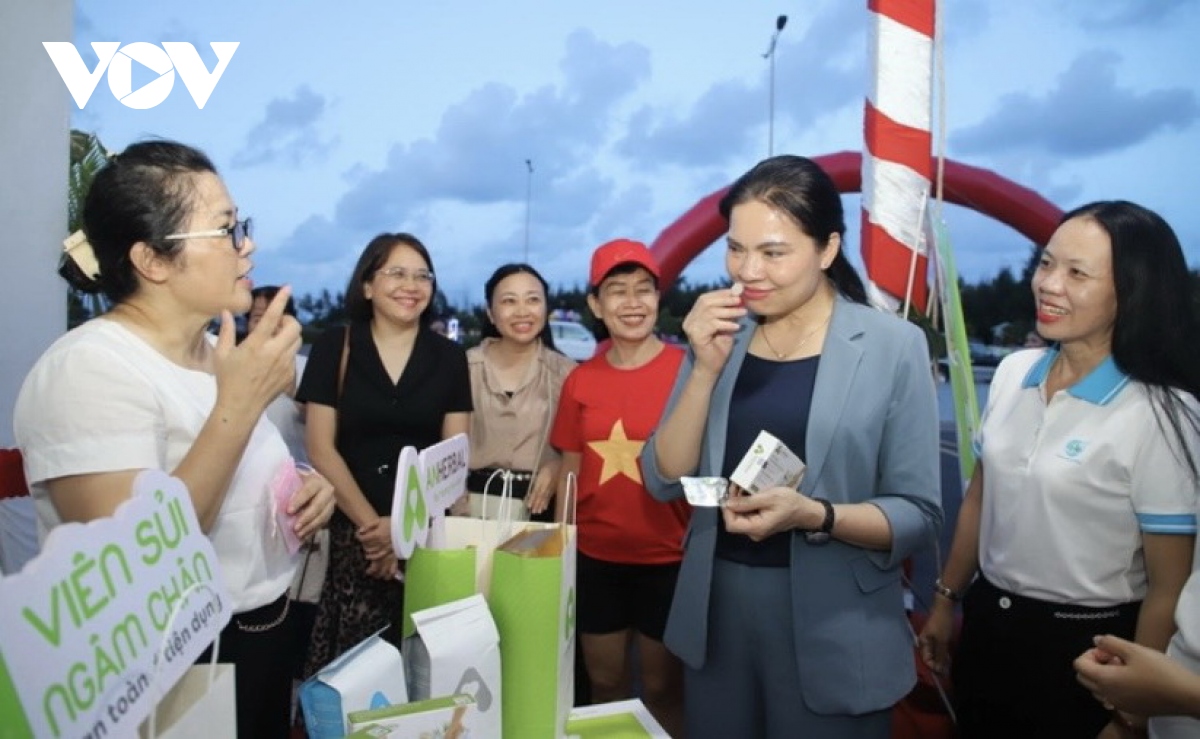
[[760, 313, 832, 359]]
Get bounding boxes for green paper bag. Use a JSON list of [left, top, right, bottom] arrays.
[[400, 543, 476, 639], [401, 473, 530, 638], [490, 523, 577, 739], [566, 699, 672, 738]]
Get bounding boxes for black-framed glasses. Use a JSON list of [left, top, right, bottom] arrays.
[[376, 266, 435, 285], [164, 218, 253, 253]]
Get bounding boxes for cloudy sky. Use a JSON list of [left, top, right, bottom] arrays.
[[56, 0, 1200, 311]]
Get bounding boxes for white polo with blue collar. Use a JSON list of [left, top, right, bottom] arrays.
[[975, 347, 1198, 607]]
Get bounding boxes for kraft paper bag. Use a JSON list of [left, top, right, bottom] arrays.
[[138, 664, 236, 739], [490, 520, 577, 739], [299, 631, 409, 739], [405, 594, 502, 739]]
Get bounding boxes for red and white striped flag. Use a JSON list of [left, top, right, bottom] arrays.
[[861, 0, 935, 314]]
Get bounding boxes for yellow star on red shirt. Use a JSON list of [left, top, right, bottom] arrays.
[[588, 419, 644, 485]]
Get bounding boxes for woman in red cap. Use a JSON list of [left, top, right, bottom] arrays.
[[549, 239, 689, 736]]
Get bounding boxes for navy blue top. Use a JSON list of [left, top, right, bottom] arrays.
[[716, 353, 820, 566]]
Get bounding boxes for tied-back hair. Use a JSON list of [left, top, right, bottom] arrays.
[[480, 263, 559, 352], [1067, 200, 1200, 480], [718, 154, 868, 305], [343, 232, 437, 326], [61, 140, 217, 303]]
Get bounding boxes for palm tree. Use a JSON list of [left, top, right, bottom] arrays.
[[66, 129, 109, 327]]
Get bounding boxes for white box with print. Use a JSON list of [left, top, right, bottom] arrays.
[[730, 430, 805, 494]]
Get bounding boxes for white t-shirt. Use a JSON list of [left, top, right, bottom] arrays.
[[265, 355, 308, 465], [976, 348, 1198, 606], [13, 319, 298, 613], [1151, 528, 1200, 738]]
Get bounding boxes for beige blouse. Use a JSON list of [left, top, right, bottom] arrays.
[[467, 339, 576, 479]]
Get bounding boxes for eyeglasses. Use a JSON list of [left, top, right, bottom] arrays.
[[376, 267, 434, 285], [164, 218, 253, 253]]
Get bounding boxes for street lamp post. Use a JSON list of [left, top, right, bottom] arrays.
[[523, 158, 534, 262], [763, 14, 788, 157]]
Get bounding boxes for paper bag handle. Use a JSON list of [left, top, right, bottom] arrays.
[[559, 471, 578, 545], [480, 468, 517, 524], [144, 581, 224, 739]]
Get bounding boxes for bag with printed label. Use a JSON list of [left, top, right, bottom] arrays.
[[405, 594, 501, 738], [488, 473, 578, 739], [299, 630, 409, 739]]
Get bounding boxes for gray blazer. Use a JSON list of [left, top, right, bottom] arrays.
[[641, 295, 943, 715]]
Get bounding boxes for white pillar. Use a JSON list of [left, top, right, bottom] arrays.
[[0, 0, 72, 447]]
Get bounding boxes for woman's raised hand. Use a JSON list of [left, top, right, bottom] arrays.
[[213, 285, 302, 417], [682, 283, 747, 376]]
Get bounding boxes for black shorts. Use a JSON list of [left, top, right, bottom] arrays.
[[576, 551, 680, 641]]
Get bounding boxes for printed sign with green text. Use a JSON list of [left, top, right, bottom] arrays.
[[390, 433, 469, 559], [0, 471, 231, 739]]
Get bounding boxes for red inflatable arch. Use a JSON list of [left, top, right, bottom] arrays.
[[648, 150, 1063, 292]]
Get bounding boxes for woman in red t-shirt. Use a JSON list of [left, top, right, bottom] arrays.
[[550, 239, 689, 737]]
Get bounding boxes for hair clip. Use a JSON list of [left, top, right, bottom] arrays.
[[63, 230, 101, 279]]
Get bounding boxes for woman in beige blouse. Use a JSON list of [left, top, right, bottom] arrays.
[[464, 263, 577, 521]]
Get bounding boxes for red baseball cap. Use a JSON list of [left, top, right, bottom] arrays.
[[589, 238, 660, 288]]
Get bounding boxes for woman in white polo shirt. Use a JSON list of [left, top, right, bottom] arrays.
[[919, 200, 1200, 738]]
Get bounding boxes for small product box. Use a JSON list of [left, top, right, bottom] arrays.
[[347, 693, 475, 737], [729, 430, 806, 494]]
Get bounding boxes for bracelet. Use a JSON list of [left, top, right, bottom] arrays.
[[934, 578, 963, 602]]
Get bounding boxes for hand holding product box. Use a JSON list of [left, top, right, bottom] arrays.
[[729, 430, 806, 494]]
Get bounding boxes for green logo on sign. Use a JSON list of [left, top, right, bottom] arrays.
[[403, 465, 427, 542]]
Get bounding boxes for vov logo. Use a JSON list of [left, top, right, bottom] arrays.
[[42, 41, 239, 109]]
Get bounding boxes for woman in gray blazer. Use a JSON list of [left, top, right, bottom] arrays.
[[641, 155, 942, 738]]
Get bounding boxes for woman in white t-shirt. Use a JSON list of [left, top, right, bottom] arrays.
[[13, 140, 335, 739]]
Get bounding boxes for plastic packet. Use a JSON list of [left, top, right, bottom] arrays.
[[680, 476, 730, 507], [268, 458, 310, 554]]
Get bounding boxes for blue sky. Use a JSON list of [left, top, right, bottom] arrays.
[[59, 0, 1200, 311]]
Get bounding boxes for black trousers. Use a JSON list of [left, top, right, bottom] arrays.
[[952, 576, 1139, 738], [197, 593, 298, 739]]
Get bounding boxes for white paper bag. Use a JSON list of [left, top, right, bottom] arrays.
[[407, 594, 502, 739], [138, 664, 236, 739]]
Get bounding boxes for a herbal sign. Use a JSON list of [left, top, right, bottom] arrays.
[[390, 433, 469, 559], [0, 471, 231, 739]]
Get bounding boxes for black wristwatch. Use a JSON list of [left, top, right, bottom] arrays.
[[803, 498, 835, 545]]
